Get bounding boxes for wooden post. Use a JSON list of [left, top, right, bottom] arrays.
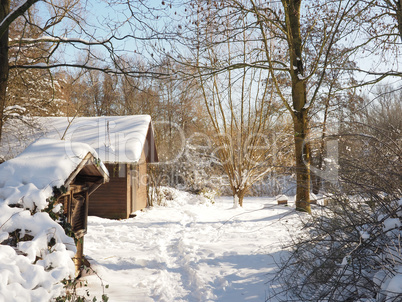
[[73, 237, 84, 276]]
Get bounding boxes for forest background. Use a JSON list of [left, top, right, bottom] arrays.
[[0, 0, 401, 208]]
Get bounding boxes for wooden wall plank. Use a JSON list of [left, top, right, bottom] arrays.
[[89, 163, 129, 219]]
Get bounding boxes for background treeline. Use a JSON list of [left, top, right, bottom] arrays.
[[2, 0, 401, 202], [5, 18, 402, 200]]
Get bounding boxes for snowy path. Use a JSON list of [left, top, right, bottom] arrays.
[[79, 194, 301, 301]]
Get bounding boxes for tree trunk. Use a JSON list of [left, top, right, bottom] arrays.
[[233, 190, 246, 208], [0, 0, 10, 143], [396, 0, 402, 42], [293, 109, 311, 213], [286, 0, 311, 213], [238, 190, 245, 207]]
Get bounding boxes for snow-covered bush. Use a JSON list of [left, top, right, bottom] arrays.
[[270, 194, 401, 302], [198, 187, 219, 204], [0, 194, 77, 301], [268, 103, 402, 301], [249, 173, 296, 197], [147, 186, 216, 208], [0, 139, 106, 301]]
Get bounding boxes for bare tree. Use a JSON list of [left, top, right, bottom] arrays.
[[0, 0, 166, 141], [152, 0, 378, 212], [374, 0, 402, 41], [191, 6, 287, 206], [348, 0, 402, 80], [270, 89, 402, 301]]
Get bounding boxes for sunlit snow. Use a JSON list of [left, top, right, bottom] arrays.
[[78, 191, 303, 302]]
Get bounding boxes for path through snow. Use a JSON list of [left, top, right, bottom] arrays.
[[79, 192, 302, 301]]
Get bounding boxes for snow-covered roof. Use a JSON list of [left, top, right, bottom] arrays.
[[0, 115, 156, 163], [0, 138, 107, 211]]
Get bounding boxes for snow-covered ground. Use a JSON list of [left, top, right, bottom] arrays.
[[79, 191, 303, 301]]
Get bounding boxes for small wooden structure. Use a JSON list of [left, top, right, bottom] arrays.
[[89, 125, 158, 219], [0, 138, 109, 276], [276, 195, 288, 205], [55, 152, 109, 274], [0, 115, 158, 220]]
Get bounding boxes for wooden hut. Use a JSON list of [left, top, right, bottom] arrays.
[[0, 115, 158, 219]]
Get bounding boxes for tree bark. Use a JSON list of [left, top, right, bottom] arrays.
[[293, 109, 311, 213], [233, 190, 246, 208], [0, 0, 39, 39], [0, 0, 39, 142], [0, 0, 10, 143], [397, 0, 402, 42], [285, 0, 311, 213], [238, 190, 246, 207]]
